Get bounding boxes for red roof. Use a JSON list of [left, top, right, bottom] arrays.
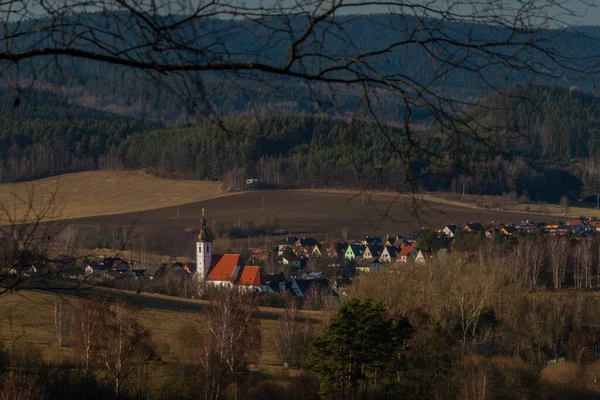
[[207, 254, 241, 281], [398, 243, 417, 257], [238, 266, 262, 286], [565, 220, 583, 226]]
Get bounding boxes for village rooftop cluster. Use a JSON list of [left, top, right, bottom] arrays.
[[73, 216, 600, 299]]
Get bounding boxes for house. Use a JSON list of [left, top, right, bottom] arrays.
[[345, 244, 366, 261], [282, 256, 305, 269], [442, 225, 459, 238], [362, 245, 382, 259], [463, 223, 484, 233], [311, 244, 323, 257], [385, 234, 402, 247], [278, 235, 299, 256], [500, 225, 517, 236], [263, 273, 288, 293], [380, 246, 398, 263], [485, 225, 499, 238], [237, 266, 269, 292], [589, 221, 600, 232], [85, 261, 106, 277], [356, 258, 383, 273], [397, 243, 418, 263], [327, 242, 349, 258], [414, 249, 434, 264]]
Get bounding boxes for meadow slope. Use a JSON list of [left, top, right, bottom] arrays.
[[0, 171, 227, 223]]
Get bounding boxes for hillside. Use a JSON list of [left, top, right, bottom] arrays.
[[3, 13, 600, 122], [0, 171, 225, 223], [471, 84, 600, 159]]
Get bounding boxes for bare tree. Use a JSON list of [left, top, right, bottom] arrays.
[[199, 289, 260, 400], [73, 295, 108, 378], [99, 299, 155, 400], [274, 299, 313, 368], [52, 296, 75, 347], [548, 237, 570, 290]]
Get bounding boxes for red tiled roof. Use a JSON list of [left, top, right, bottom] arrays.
[[398, 243, 417, 257], [238, 266, 262, 286], [207, 254, 241, 281], [565, 220, 583, 226]]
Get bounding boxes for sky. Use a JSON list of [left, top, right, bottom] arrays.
[[9, 0, 600, 26]]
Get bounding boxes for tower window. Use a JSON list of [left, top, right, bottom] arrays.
[[198, 244, 202, 254]]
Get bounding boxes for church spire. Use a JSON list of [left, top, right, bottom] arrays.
[[198, 208, 212, 242]]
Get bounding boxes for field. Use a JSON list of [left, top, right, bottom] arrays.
[[0, 171, 225, 223], [72, 189, 555, 243], [0, 287, 321, 366]]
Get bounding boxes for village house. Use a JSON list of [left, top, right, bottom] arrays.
[[356, 257, 383, 273], [278, 235, 299, 256], [327, 242, 349, 258], [442, 225, 459, 238], [385, 234, 401, 247], [397, 243, 418, 263], [380, 246, 398, 263], [362, 245, 382, 259], [345, 244, 366, 261], [281, 256, 305, 269], [463, 222, 484, 233]]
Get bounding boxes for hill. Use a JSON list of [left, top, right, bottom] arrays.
[[3, 13, 600, 122], [471, 84, 600, 159], [0, 171, 225, 223]]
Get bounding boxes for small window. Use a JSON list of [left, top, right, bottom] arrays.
[[198, 244, 202, 254]]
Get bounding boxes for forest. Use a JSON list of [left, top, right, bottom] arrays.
[[0, 84, 597, 203]]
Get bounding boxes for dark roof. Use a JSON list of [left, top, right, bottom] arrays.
[[263, 272, 286, 283], [279, 236, 299, 246], [356, 258, 382, 268], [349, 244, 365, 256], [366, 245, 382, 256], [463, 223, 484, 232], [297, 237, 319, 247], [383, 246, 398, 258], [198, 217, 212, 242]]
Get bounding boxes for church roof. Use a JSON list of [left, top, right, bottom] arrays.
[[206, 254, 240, 281], [238, 266, 262, 286]]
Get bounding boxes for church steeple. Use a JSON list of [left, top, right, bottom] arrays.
[[198, 212, 212, 242], [196, 208, 213, 280]]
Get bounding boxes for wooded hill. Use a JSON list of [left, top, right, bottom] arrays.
[[1, 83, 599, 203], [3, 13, 600, 122]]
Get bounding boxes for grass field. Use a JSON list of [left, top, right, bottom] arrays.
[[0, 171, 226, 223], [0, 288, 321, 366]]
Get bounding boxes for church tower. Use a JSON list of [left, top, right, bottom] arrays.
[[196, 209, 212, 280]]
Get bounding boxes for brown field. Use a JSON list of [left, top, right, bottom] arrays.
[[72, 189, 555, 243], [0, 171, 226, 223], [0, 287, 321, 365]]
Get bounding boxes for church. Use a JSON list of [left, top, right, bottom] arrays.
[[195, 214, 268, 292]]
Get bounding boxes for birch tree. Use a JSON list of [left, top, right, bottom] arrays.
[[548, 237, 570, 290], [73, 295, 108, 378], [199, 289, 260, 400]]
